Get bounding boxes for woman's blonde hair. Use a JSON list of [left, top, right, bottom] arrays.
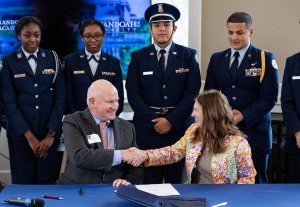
[[192, 89, 245, 153]]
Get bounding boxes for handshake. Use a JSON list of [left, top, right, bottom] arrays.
[[121, 147, 148, 167]]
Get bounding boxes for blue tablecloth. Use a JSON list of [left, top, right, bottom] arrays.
[[1, 184, 300, 207]]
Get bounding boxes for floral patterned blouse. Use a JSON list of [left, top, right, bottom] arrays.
[[144, 123, 256, 184]]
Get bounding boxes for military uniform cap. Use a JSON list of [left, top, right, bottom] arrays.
[[145, 3, 180, 23]]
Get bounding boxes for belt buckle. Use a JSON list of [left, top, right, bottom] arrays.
[[160, 107, 168, 115]]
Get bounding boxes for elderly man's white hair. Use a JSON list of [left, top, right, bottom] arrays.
[[86, 79, 117, 106]]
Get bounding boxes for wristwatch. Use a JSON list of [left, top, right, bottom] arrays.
[[47, 129, 56, 138]]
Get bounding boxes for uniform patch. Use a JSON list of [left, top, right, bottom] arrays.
[[102, 71, 116, 76], [143, 71, 153, 75], [195, 54, 199, 63], [42, 69, 55, 74], [272, 59, 278, 70], [175, 68, 189, 73], [74, 70, 85, 74], [292, 76, 300, 80], [14, 73, 26, 78], [245, 68, 261, 77]]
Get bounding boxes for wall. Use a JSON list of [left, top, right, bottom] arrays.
[[201, 0, 300, 80], [0, 128, 11, 184]]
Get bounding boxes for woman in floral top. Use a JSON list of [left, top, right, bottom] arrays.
[[134, 89, 256, 184]]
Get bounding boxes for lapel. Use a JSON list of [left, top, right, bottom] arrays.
[[164, 43, 180, 81], [233, 45, 255, 81], [147, 45, 163, 81], [82, 108, 103, 149], [15, 48, 35, 78], [78, 50, 94, 79], [35, 49, 49, 78], [222, 49, 233, 81], [186, 139, 204, 178], [94, 52, 108, 78], [111, 118, 123, 149]]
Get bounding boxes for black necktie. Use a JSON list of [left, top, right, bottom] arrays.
[[159, 49, 166, 73], [27, 54, 37, 63], [230, 51, 240, 79], [88, 55, 99, 63]]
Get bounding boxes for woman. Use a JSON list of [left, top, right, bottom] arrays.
[[140, 90, 256, 184], [0, 16, 66, 184]]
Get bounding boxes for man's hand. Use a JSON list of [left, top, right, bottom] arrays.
[[152, 118, 172, 134], [112, 179, 131, 187], [294, 131, 300, 149], [36, 136, 54, 158], [232, 109, 243, 124], [121, 147, 148, 167]]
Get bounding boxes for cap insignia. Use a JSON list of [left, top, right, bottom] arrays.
[[158, 4, 164, 13]]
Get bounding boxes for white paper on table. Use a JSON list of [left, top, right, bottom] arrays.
[[135, 183, 180, 196]]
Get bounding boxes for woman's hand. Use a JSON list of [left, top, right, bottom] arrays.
[[112, 179, 131, 187]]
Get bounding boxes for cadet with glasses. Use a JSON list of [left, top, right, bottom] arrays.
[[64, 19, 124, 115]]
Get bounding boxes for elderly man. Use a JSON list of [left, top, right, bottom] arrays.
[[57, 80, 143, 186]]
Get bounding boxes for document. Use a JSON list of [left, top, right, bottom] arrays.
[[135, 184, 180, 196]]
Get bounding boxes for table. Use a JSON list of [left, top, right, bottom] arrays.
[[0, 184, 300, 207]]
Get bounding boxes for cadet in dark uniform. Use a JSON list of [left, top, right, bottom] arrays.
[[0, 16, 66, 184], [126, 3, 201, 184], [64, 19, 124, 115], [281, 52, 300, 183], [204, 12, 279, 183]]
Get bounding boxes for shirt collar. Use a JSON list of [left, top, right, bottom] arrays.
[[154, 42, 172, 55], [230, 42, 250, 60], [85, 48, 101, 61], [92, 115, 111, 126], [22, 47, 39, 58]]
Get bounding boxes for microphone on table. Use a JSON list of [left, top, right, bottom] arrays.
[[4, 198, 45, 207]]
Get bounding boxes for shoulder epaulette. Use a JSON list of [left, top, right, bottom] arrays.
[[260, 50, 266, 83]]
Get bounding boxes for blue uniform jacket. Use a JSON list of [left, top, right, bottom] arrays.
[[64, 49, 124, 115], [1, 48, 66, 139], [205, 44, 279, 151], [281, 52, 300, 153], [126, 43, 201, 148]]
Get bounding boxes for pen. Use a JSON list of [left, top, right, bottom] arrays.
[[211, 202, 228, 207], [41, 195, 63, 200], [79, 188, 84, 195]]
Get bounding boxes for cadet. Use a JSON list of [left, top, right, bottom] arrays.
[[281, 52, 300, 183], [0, 16, 66, 184], [64, 19, 124, 115], [204, 12, 279, 183], [126, 3, 201, 184]]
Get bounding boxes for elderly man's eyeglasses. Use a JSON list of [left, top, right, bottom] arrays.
[[83, 34, 103, 41]]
